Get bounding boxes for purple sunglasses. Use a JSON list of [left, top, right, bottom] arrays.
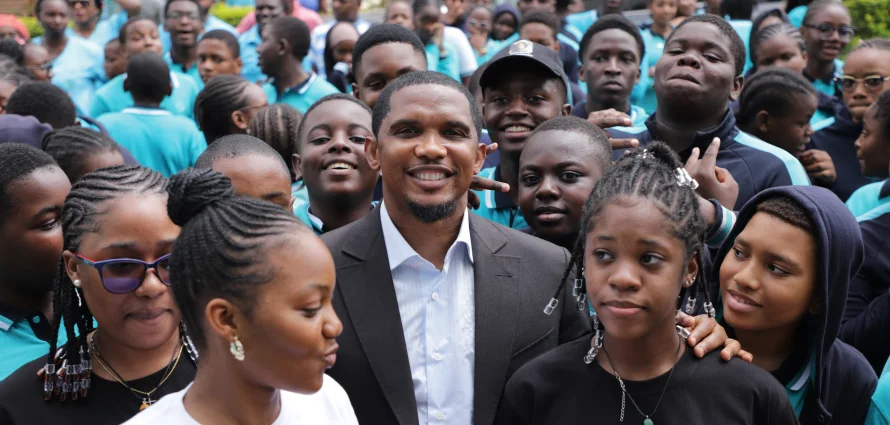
[[76, 254, 172, 294]]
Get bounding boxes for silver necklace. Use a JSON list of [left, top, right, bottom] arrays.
[[602, 334, 683, 425]]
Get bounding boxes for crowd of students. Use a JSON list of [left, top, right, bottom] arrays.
[[1, 0, 890, 423]]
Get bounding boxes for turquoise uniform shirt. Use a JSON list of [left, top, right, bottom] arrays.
[[0, 306, 67, 381], [728, 19, 754, 74], [849, 180, 890, 218], [565, 10, 598, 37], [425, 43, 461, 82], [789, 5, 808, 28], [472, 166, 529, 230], [33, 36, 106, 116], [262, 73, 339, 113], [164, 51, 202, 89], [810, 59, 844, 98], [90, 71, 200, 119], [634, 28, 667, 113], [65, 11, 126, 47], [97, 107, 206, 177], [866, 356, 890, 425], [292, 185, 378, 235], [475, 38, 500, 66], [239, 25, 265, 83]]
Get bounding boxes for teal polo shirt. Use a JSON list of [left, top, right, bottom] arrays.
[[164, 52, 202, 90], [848, 179, 890, 218], [262, 73, 340, 114], [866, 356, 890, 425], [0, 304, 67, 381], [471, 166, 529, 230], [97, 107, 207, 177], [90, 71, 200, 119]]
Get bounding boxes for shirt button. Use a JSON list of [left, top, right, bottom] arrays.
[[435, 411, 446, 421], [431, 292, 439, 301], [32, 317, 40, 324], [432, 352, 443, 361]]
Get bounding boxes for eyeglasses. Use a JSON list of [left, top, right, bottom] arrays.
[[803, 23, 855, 41], [27, 62, 53, 72], [167, 11, 201, 21], [834, 75, 890, 92], [466, 18, 490, 29], [67, 0, 91, 7], [76, 254, 172, 294]]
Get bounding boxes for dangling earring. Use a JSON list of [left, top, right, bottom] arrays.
[[574, 269, 587, 311], [230, 336, 245, 361], [73, 279, 82, 288], [584, 312, 603, 364]]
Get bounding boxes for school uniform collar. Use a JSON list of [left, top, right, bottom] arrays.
[[163, 51, 196, 75], [121, 106, 173, 116], [0, 302, 51, 340], [0, 302, 30, 331], [268, 73, 318, 96], [804, 61, 840, 87], [643, 109, 739, 156]]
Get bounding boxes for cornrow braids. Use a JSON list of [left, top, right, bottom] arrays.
[[749, 23, 804, 70], [872, 90, 890, 144], [43, 165, 169, 403], [736, 67, 816, 128], [194, 75, 255, 144], [802, 0, 848, 26], [41, 127, 121, 183], [851, 38, 890, 55], [167, 168, 310, 350], [249, 104, 302, 182], [544, 142, 711, 324]]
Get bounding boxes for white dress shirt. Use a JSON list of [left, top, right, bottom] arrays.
[[380, 202, 476, 425]]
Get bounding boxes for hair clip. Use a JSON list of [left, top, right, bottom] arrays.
[[639, 149, 654, 159], [674, 168, 699, 190]]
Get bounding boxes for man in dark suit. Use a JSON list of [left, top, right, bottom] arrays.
[[323, 70, 739, 425]]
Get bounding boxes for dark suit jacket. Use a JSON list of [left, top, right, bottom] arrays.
[[322, 207, 591, 425]]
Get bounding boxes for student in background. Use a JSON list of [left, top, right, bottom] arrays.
[[787, 0, 813, 28], [0, 61, 29, 113], [323, 22, 359, 93], [193, 134, 295, 210], [292, 94, 378, 234], [412, 0, 462, 82], [801, 0, 852, 97], [514, 0, 580, 89], [196, 30, 242, 84], [848, 91, 890, 217], [91, 18, 201, 118], [123, 168, 357, 425], [809, 39, 890, 202], [746, 23, 840, 127], [466, 5, 497, 65], [238, 0, 289, 84], [163, 0, 205, 85], [384, 0, 413, 29], [0, 165, 197, 425], [259, 16, 339, 113], [97, 53, 206, 177], [0, 144, 70, 380], [350, 23, 427, 109], [159, 0, 235, 53], [41, 127, 126, 183], [21, 43, 53, 82], [0, 14, 30, 44], [194, 75, 267, 144], [33, 0, 105, 115], [715, 186, 878, 423], [102, 39, 126, 80], [491, 3, 519, 43], [574, 14, 649, 127], [248, 103, 305, 204], [69, 0, 128, 46], [519, 10, 583, 102], [517, 116, 612, 250], [235, 0, 323, 35], [554, 0, 582, 43], [635, 0, 677, 114], [308, 0, 370, 79], [735, 68, 837, 188], [5, 82, 77, 130]]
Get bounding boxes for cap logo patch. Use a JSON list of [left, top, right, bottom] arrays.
[[509, 40, 534, 56]]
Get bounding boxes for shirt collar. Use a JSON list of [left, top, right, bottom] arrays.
[[121, 107, 172, 116], [380, 201, 474, 271], [268, 73, 318, 96], [0, 302, 31, 332], [644, 110, 738, 156]]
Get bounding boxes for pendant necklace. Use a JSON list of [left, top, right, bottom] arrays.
[[602, 334, 683, 425]]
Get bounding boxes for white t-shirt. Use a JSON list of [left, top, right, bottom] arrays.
[[122, 375, 358, 425], [442, 26, 479, 78]]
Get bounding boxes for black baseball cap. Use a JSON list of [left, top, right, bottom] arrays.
[[479, 39, 572, 103]]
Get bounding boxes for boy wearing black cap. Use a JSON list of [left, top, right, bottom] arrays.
[[474, 39, 572, 230]]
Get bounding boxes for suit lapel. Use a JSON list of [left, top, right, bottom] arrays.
[[470, 215, 520, 425], [337, 208, 419, 425]]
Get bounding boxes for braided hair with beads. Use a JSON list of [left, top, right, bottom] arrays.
[[543, 142, 714, 360], [41, 165, 182, 403], [41, 127, 122, 183], [248, 103, 302, 182], [166, 168, 312, 350]]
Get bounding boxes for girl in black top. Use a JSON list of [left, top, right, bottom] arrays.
[[497, 143, 799, 425], [0, 165, 197, 425]]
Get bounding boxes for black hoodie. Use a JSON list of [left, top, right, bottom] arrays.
[[709, 186, 877, 425]]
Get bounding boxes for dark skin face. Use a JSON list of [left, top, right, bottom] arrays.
[[165, 0, 204, 49], [38, 0, 70, 38], [754, 33, 807, 73], [328, 23, 359, 66], [385, 1, 413, 29], [752, 94, 817, 156], [257, 24, 282, 76], [255, 0, 286, 32], [655, 22, 743, 125], [23, 44, 54, 81], [483, 67, 571, 156], [295, 100, 378, 206], [414, 4, 439, 45], [69, 0, 99, 26], [519, 23, 559, 52], [840, 48, 890, 123], [517, 0, 555, 15], [0, 167, 70, 300], [856, 104, 890, 178], [211, 155, 294, 210], [518, 130, 608, 249], [367, 84, 485, 220], [353, 43, 427, 109], [332, 0, 360, 22], [123, 19, 163, 57], [581, 29, 641, 112], [492, 12, 516, 41], [197, 38, 243, 83], [103, 41, 127, 80], [802, 4, 851, 63]]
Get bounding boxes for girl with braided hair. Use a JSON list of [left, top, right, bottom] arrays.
[[123, 168, 357, 424], [0, 165, 196, 424], [248, 103, 305, 201], [41, 126, 125, 183], [497, 143, 797, 425], [193, 74, 267, 145]]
